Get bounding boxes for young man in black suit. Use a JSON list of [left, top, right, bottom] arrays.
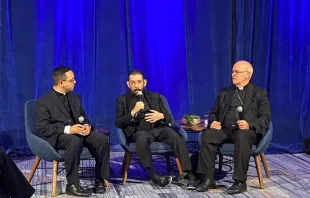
[[36, 66, 109, 197], [0, 147, 35, 198], [196, 61, 271, 194], [115, 70, 196, 189]]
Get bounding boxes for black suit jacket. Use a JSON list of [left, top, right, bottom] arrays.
[[35, 89, 91, 147], [208, 83, 271, 135], [114, 90, 172, 138]]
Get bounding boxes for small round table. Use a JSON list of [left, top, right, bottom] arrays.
[[178, 120, 207, 153]]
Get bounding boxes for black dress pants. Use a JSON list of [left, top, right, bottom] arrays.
[[57, 132, 110, 185], [133, 127, 192, 172], [197, 128, 257, 182]]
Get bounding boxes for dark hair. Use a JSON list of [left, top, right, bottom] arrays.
[[52, 66, 71, 85], [128, 70, 144, 81]]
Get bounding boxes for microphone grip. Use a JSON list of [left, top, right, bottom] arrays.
[[138, 95, 143, 101], [239, 112, 245, 120]]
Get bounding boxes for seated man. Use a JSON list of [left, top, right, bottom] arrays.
[[0, 147, 35, 198], [36, 66, 109, 197], [114, 70, 196, 189], [196, 61, 271, 194]]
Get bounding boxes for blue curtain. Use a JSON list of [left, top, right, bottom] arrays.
[[1, 0, 309, 152]]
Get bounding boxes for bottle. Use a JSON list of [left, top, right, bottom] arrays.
[[204, 114, 209, 126]]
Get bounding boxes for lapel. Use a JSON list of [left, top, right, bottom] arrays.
[[243, 83, 254, 112], [143, 90, 154, 110], [67, 92, 78, 119], [50, 90, 70, 118], [125, 92, 135, 112], [220, 87, 235, 121]]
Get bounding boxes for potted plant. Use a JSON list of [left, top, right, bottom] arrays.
[[185, 115, 200, 125]]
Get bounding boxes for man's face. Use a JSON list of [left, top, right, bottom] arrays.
[[60, 70, 76, 92], [231, 63, 250, 86], [127, 74, 147, 93]]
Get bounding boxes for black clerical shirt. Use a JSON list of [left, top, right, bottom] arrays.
[[131, 93, 153, 131], [223, 85, 248, 128], [53, 89, 75, 125]]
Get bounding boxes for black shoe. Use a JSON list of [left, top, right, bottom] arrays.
[[186, 173, 197, 190], [151, 174, 172, 187], [94, 180, 106, 194], [66, 183, 91, 197], [196, 177, 216, 192], [226, 181, 247, 194]]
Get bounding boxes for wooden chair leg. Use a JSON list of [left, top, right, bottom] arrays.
[[254, 155, 264, 189], [27, 156, 41, 182], [260, 153, 270, 178], [175, 157, 183, 175], [121, 152, 132, 185], [104, 179, 109, 188], [52, 160, 59, 197]]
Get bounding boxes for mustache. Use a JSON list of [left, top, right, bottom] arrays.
[[134, 89, 142, 92]]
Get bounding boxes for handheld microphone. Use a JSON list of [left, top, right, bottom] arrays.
[[135, 90, 143, 101], [237, 106, 245, 120], [78, 116, 84, 124]]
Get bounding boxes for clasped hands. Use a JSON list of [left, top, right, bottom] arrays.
[[131, 101, 164, 123], [210, 120, 249, 130], [70, 124, 91, 136]]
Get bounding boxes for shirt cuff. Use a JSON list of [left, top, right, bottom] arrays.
[[64, 125, 71, 134]]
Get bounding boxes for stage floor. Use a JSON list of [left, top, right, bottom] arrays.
[[14, 151, 310, 197]]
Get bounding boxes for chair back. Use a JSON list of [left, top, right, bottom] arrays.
[[160, 95, 187, 141], [160, 95, 175, 121], [25, 100, 39, 136]]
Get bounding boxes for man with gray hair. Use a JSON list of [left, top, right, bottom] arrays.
[[196, 61, 271, 194]]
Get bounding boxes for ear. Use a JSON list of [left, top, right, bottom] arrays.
[[143, 79, 147, 87], [126, 81, 130, 89], [246, 72, 250, 79]]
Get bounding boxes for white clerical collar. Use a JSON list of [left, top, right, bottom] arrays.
[[237, 86, 244, 90], [53, 87, 66, 95]]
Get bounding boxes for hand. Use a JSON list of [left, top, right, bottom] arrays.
[[131, 101, 144, 117], [210, 121, 222, 130], [69, 124, 84, 134], [237, 120, 249, 130], [80, 124, 91, 136], [145, 110, 164, 123]]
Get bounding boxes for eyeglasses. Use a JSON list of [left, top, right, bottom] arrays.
[[232, 70, 249, 74], [62, 79, 76, 83], [129, 80, 143, 86]]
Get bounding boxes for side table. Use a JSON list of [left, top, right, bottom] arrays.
[[178, 120, 207, 153]]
